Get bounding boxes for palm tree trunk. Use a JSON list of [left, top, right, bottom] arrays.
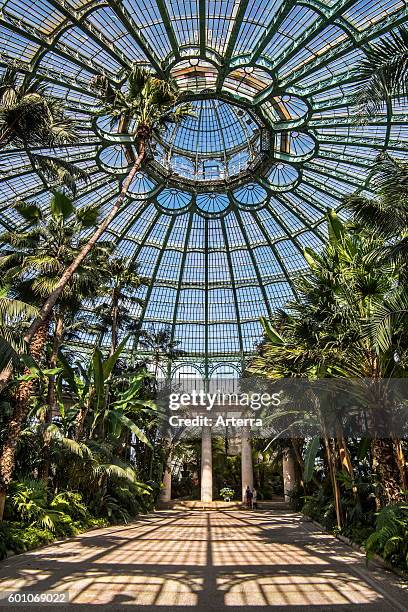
[[24, 143, 146, 347], [315, 394, 343, 528], [394, 438, 407, 491], [0, 364, 13, 394], [41, 313, 64, 484], [335, 425, 357, 496], [75, 405, 89, 442], [75, 390, 94, 442], [372, 437, 404, 508], [109, 290, 119, 358], [324, 436, 343, 529], [0, 318, 49, 520]]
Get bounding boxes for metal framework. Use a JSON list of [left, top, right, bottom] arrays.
[[0, 0, 407, 375]]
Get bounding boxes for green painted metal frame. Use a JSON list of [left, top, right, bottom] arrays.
[[0, 0, 406, 372]]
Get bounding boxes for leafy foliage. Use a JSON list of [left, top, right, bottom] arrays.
[[365, 503, 408, 570], [91, 64, 195, 144], [353, 27, 408, 118], [0, 68, 77, 148]]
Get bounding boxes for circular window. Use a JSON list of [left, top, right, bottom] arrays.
[[155, 97, 262, 184]]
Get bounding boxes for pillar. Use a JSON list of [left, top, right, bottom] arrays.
[[201, 425, 212, 502], [160, 454, 172, 502], [283, 447, 297, 503], [241, 426, 254, 502]]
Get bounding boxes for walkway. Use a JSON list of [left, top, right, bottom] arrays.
[[0, 509, 407, 610]]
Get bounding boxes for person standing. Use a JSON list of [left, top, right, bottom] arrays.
[[245, 485, 253, 508], [252, 487, 258, 510]]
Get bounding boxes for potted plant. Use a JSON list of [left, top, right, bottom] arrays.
[[220, 487, 235, 502]]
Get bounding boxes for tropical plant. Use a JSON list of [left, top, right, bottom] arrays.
[[24, 65, 194, 347], [94, 257, 146, 356], [8, 479, 62, 531], [0, 192, 110, 519], [345, 153, 408, 272], [249, 210, 408, 515], [220, 486, 235, 501], [365, 502, 408, 570], [59, 339, 156, 447], [353, 26, 408, 118], [139, 325, 184, 377], [0, 68, 76, 149], [0, 67, 85, 194], [0, 288, 37, 379]]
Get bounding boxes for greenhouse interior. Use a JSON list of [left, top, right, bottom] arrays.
[[0, 0, 408, 608]]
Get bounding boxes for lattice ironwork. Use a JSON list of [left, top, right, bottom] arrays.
[[0, 0, 407, 373]]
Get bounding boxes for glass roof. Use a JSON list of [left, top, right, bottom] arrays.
[[156, 98, 261, 182], [0, 0, 407, 374]]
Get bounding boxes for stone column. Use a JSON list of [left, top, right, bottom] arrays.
[[160, 454, 172, 502], [283, 447, 297, 503], [241, 426, 254, 502], [201, 425, 212, 502]]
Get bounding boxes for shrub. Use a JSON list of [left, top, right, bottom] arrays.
[[50, 491, 88, 521], [0, 522, 54, 559], [302, 487, 337, 530], [7, 479, 62, 531], [0, 481, 110, 559], [365, 503, 408, 571]]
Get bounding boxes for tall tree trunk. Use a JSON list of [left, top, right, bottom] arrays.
[[394, 438, 407, 491], [372, 437, 404, 508], [24, 143, 146, 346], [0, 319, 49, 520], [109, 290, 119, 358], [315, 392, 343, 528], [324, 436, 343, 529], [335, 425, 357, 497], [41, 313, 64, 484], [75, 389, 94, 442], [0, 364, 13, 394]]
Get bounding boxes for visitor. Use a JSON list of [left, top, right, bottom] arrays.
[[245, 485, 253, 508], [252, 487, 258, 510]]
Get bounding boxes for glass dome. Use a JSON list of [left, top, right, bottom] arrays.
[[0, 0, 406, 372], [156, 98, 261, 183]]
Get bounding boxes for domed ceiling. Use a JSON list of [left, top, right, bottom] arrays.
[[0, 0, 407, 370]]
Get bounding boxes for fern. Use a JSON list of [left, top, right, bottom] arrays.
[[366, 503, 408, 570]]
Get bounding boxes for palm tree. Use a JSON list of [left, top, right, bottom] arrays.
[[0, 288, 38, 389], [249, 210, 407, 510], [345, 153, 408, 270], [0, 68, 85, 195], [0, 68, 76, 149], [353, 26, 408, 118], [138, 324, 184, 479], [139, 325, 184, 378], [95, 257, 146, 357], [0, 192, 110, 518], [24, 65, 194, 346], [345, 153, 408, 363]]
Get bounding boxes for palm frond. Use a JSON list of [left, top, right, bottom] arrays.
[[32, 155, 87, 196], [127, 65, 150, 99], [91, 74, 118, 105], [13, 200, 43, 224], [0, 296, 38, 321], [365, 289, 408, 353], [47, 424, 93, 458], [353, 27, 408, 117], [0, 336, 19, 370], [94, 463, 137, 484]]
